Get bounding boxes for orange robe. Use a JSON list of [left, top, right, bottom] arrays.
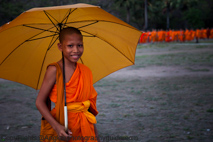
[[179, 30, 185, 42], [206, 28, 210, 39], [210, 29, 213, 39], [196, 29, 201, 39], [189, 30, 195, 41], [158, 30, 163, 42], [165, 31, 171, 42], [175, 31, 179, 42], [41, 62, 98, 142], [162, 31, 166, 42], [147, 31, 151, 43], [200, 29, 206, 39], [171, 30, 178, 42], [151, 30, 158, 42], [142, 32, 148, 43], [140, 32, 145, 43], [185, 29, 190, 41]]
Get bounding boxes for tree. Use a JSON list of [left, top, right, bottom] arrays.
[[114, 0, 136, 23], [166, 1, 170, 30], [184, 8, 204, 29], [0, 0, 26, 26], [144, 0, 148, 31]]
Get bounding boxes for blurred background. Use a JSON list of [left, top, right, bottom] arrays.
[[0, 0, 212, 30]]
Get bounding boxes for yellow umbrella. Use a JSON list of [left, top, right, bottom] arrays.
[[0, 3, 141, 90]]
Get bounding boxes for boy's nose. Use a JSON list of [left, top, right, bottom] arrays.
[[73, 46, 79, 52]]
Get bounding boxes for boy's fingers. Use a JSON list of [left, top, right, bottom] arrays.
[[68, 129, 72, 135], [63, 131, 69, 136], [59, 131, 71, 141], [60, 130, 68, 137]]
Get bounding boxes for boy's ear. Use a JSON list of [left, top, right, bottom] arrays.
[[57, 43, 62, 51]]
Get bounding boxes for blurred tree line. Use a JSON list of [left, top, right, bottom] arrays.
[[0, 0, 212, 30]]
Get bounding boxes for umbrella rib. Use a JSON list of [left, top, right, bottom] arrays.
[[36, 50, 49, 90], [23, 24, 57, 33], [78, 21, 99, 29], [43, 10, 59, 31], [82, 35, 95, 37], [36, 35, 59, 89], [62, 8, 77, 26], [66, 20, 138, 31], [0, 28, 54, 65], [81, 29, 134, 64], [47, 34, 59, 50], [79, 57, 84, 64], [26, 34, 58, 42], [62, 8, 72, 24], [0, 41, 25, 66]]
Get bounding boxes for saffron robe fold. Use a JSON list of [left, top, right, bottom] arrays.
[[40, 62, 98, 142]]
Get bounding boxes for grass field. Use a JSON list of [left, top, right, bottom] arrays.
[[0, 41, 213, 142]]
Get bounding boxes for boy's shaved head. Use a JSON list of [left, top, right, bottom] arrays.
[[59, 27, 82, 43]]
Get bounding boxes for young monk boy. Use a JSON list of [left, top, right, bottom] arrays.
[[36, 27, 99, 142]]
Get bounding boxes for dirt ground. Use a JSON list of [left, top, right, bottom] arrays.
[[0, 41, 213, 142]]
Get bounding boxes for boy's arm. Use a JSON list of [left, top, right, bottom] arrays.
[[35, 65, 71, 137]]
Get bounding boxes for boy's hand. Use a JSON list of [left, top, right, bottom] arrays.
[[55, 124, 72, 140]]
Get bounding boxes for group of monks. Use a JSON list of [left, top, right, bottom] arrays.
[[139, 28, 213, 43]]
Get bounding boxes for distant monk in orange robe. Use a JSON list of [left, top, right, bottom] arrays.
[[195, 29, 201, 43], [179, 29, 185, 42], [147, 31, 151, 43], [185, 29, 190, 41], [158, 30, 163, 42], [162, 30, 166, 42], [36, 27, 99, 142], [151, 29, 158, 43], [169, 30, 173, 41], [171, 30, 178, 42], [189, 29, 195, 41], [200, 28, 207, 39], [139, 32, 147, 43], [144, 32, 149, 43], [175, 31, 180, 42], [165, 30, 171, 42], [140, 32, 146, 43], [206, 28, 210, 39], [210, 28, 213, 39]]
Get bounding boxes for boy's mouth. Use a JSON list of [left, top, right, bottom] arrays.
[[71, 55, 80, 59]]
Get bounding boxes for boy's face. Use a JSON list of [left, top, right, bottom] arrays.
[[58, 33, 83, 63]]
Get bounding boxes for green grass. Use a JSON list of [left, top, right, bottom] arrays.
[[110, 103, 120, 108], [134, 52, 213, 68], [135, 113, 144, 117]]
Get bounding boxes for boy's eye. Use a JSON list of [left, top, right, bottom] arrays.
[[68, 45, 73, 47], [78, 44, 83, 47]]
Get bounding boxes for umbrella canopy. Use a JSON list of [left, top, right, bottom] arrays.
[[0, 3, 141, 90]]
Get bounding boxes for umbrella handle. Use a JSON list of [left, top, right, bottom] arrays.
[[64, 106, 68, 133], [62, 53, 68, 133]]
